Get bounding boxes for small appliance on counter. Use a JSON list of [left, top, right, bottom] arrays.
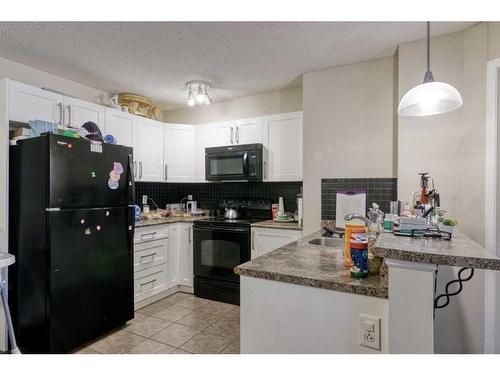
[[193, 198, 272, 305]]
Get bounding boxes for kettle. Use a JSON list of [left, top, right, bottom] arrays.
[[224, 204, 239, 219]]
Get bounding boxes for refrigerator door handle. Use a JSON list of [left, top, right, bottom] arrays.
[[128, 154, 135, 206]]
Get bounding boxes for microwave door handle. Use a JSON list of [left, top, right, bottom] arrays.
[[243, 152, 249, 175]]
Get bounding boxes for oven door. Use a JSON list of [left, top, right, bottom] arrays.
[[193, 225, 250, 283], [205, 151, 249, 181]]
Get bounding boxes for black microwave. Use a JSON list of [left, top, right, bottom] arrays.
[[205, 143, 263, 181]]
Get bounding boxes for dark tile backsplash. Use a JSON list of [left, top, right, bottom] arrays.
[[321, 178, 397, 220], [135, 181, 303, 212]]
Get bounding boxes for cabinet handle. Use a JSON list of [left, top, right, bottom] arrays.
[[140, 231, 156, 240], [164, 164, 168, 181], [140, 253, 156, 263], [263, 160, 266, 180], [230, 127, 234, 144], [251, 230, 255, 250], [189, 227, 192, 243], [236, 127, 240, 144], [139, 161, 143, 179], [133, 161, 137, 178], [57, 102, 64, 126], [140, 279, 157, 288], [67, 104, 72, 127]]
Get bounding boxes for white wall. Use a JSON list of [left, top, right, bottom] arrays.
[[0, 56, 109, 105], [163, 87, 302, 124], [398, 22, 500, 353], [302, 56, 397, 234]]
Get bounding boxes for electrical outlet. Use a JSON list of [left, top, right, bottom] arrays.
[[142, 195, 148, 205], [188, 194, 193, 201], [359, 314, 381, 350]]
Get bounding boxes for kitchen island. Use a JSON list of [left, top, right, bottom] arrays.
[[234, 230, 389, 353], [236, 229, 500, 354]]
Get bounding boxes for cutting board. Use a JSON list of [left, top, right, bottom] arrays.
[[335, 189, 366, 228]]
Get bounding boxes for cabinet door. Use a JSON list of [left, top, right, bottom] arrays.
[[251, 228, 301, 259], [209, 121, 234, 146], [104, 108, 135, 147], [164, 124, 195, 182], [167, 224, 179, 289], [135, 118, 164, 182], [179, 224, 193, 287], [235, 117, 263, 145], [263, 112, 303, 181], [195, 125, 212, 182], [63, 96, 105, 130], [9, 80, 64, 124]]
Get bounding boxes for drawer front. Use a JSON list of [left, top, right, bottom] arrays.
[[134, 264, 167, 303], [134, 239, 167, 272], [134, 225, 169, 243]]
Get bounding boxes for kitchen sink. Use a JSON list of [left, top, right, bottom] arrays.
[[308, 237, 344, 248]]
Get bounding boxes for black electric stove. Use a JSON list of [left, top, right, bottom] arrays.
[[193, 199, 271, 305]]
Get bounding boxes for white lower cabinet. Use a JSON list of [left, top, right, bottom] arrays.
[[251, 227, 301, 259], [179, 223, 194, 287], [167, 224, 180, 289], [133, 223, 193, 309]]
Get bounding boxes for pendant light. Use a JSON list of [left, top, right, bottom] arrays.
[[398, 22, 463, 117]]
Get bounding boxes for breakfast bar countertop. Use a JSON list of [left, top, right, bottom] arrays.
[[373, 231, 500, 270], [234, 230, 388, 299]]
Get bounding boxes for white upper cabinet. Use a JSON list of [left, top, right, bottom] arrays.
[[195, 125, 212, 182], [134, 117, 164, 182], [104, 108, 135, 147], [63, 96, 105, 130], [164, 124, 196, 182], [210, 121, 235, 146], [9, 80, 64, 125], [234, 117, 263, 145], [263, 111, 303, 181]]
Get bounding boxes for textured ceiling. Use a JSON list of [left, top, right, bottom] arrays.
[[0, 22, 475, 110]]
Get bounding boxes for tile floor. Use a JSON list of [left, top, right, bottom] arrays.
[[73, 292, 240, 354]]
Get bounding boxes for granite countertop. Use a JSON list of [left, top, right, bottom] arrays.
[[234, 230, 388, 298], [250, 219, 302, 231], [373, 231, 500, 270], [136, 216, 210, 228]]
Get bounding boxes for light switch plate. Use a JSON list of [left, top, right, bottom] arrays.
[[188, 194, 193, 201], [359, 314, 381, 351], [142, 195, 148, 205]]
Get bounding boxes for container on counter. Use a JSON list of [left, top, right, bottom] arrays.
[[350, 239, 368, 278], [383, 214, 397, 231], [344, 223, 366, 269]]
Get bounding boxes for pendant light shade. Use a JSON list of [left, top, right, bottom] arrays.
[[398, 81, 463, 117], [398, 22, 463, 117]]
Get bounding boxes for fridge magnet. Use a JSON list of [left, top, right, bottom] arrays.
[[109, 170, 121, 182], [108, 178, 119, 190], [113, 162, 124, 175]]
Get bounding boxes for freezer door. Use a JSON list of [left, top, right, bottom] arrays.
[[48, 135, 134, 208], [48, 207, 134, 352]]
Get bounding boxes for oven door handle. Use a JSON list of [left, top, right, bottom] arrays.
[[193, 226, 249, 233]]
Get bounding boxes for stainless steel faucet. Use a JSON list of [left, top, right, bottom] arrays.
[[344, 213, 372, 226]]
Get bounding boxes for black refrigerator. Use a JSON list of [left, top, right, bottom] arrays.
[[8, 133, 135, 353]]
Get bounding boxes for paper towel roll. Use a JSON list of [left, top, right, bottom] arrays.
[[278, 197, 284, 215]]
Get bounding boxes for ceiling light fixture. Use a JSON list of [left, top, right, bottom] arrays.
[[186, 80, 212, 106], [398, 22, 463, 117]]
